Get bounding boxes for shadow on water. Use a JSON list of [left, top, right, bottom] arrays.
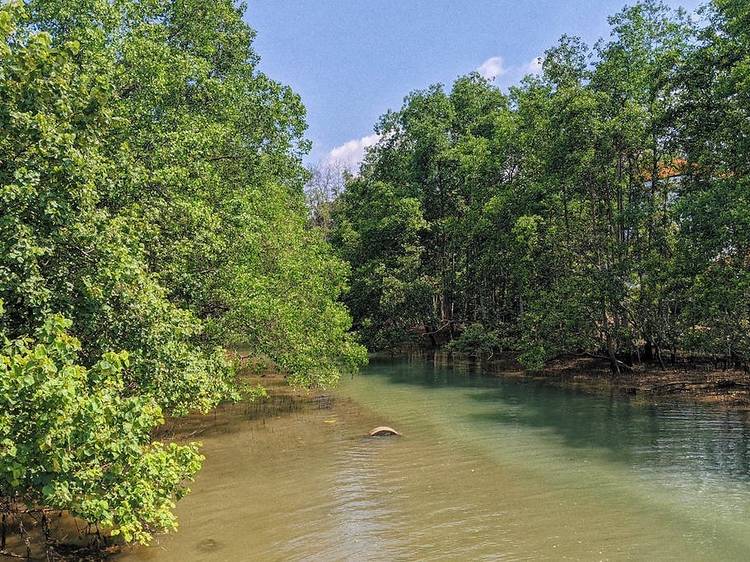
[[116, 356, 750, 562], [366, 355, 750, 485], [156, 389, 336, 441]]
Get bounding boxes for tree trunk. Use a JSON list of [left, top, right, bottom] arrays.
[[607, 333, 621, 376], [644, 339, 654, 361]]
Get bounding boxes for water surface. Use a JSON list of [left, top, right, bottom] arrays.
[[122, 357, 750, 561]]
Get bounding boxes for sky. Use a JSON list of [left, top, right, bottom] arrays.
[[245, 0, 703, 169]]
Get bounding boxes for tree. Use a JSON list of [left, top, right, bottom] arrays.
[[0, 1, 233, 415], [0, 313, 202, 551], [672, 0, 750, 365], [25, 0, 365, 388], [334, 0, 749, 373], [1, 0, 365, 553], [333, 178, 431, 348], [305, 161, 349, 233]]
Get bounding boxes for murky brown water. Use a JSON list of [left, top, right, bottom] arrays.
[[120, 357, 750, 561]]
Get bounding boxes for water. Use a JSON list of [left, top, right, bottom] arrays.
[[121, 357, 750, 561]]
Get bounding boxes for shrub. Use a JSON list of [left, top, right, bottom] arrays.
[[0, 315, 202, 546]]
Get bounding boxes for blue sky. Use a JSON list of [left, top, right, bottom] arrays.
[[245, 0, 702, 168]]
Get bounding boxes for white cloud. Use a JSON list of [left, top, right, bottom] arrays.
[[524, 56, 543, 75], [325, 133, 381, 172], [477, 54, 543, 85], [477, 56, 506, 80]]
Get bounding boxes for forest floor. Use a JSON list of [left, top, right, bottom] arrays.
[[473, 354, 750, 409]]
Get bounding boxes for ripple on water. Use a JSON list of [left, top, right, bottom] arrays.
[[120, 359, 750, 561]]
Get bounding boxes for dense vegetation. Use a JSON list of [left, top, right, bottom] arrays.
[[2, 0, 749, 557], [328, 0, 749, 373], [0, 0, 364, 555]]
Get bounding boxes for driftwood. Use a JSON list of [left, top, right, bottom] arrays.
[[368, 426, 401, 437], [580, 352, 634, 373]]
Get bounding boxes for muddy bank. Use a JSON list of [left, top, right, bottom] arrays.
[[228, 353, 750, 414], [431, 352, 750, 409]]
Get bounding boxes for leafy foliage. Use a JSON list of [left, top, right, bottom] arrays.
[[0, 0, 364, 551], [0, 0, 233, 415], [445, 324, 502, 358], [0, 314, 202, 544], [334, 0, 750, 373]]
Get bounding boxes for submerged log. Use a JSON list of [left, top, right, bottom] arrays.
[[369, 426, 401, 437]]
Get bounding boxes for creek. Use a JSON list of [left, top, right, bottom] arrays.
[[121, 356, 750, 560]]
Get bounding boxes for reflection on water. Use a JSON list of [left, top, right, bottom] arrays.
[[122, 357, 750, 561]]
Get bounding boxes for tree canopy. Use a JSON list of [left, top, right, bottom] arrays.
[[333, 0, 750, 374], [1, 0, 364, 551]]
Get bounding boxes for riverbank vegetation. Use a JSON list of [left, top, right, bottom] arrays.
[[2, 0, 750, 558], [325, 0, 750, 375], [0, 0, 364, 556]]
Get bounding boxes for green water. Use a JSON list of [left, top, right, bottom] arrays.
[[123, 357, 750, 561]]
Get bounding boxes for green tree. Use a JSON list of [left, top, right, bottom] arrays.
[[0, 313, 202, 549], [1, 0, 365, 553], [0, 1, 233, 415], [23, 0, 366, 388], [672, 0, 750, 364], [334, 0, 748, 373], [333, 178, 431, 348]]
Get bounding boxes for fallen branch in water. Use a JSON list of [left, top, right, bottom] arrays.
[[578, 352, 634, 373]]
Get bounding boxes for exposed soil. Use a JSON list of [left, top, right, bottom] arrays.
[[466, 354, 750, 409]]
